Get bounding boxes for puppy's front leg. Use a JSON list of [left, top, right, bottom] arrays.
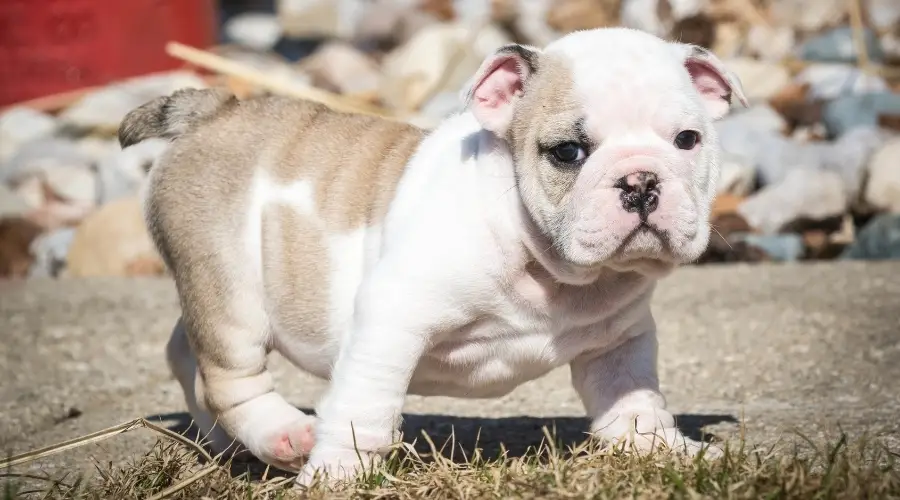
[[570, 316, 718, 457], [298, 263, 459, 485]]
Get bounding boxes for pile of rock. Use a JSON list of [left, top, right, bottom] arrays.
[[2, 0, 900, 279]]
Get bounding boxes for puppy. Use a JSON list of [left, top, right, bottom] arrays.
[[119, 27, 747, 485]]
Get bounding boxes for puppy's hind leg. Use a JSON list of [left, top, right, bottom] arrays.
[[176, 268, 317, 473], [165, 317, 246, 459]]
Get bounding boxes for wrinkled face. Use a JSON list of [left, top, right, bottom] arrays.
[[465, 28, 747, 279]]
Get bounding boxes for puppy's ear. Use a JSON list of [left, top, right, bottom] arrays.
[[461, 44, 540, 137], [679, 44, 748, 120]]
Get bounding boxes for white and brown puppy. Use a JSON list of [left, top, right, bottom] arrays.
[[120, 27, 747, 484]]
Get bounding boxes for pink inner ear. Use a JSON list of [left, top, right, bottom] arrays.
[[686, 60, 729, 101], [473, 58, 524, 111], [685, 59, 732, 119]]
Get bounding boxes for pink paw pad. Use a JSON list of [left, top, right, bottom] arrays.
[[272, 422, 316, 461]]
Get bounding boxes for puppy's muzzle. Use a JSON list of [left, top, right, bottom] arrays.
[[615, 171, 660, 220]]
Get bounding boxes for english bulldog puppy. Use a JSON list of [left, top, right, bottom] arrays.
[[119, 27, 746, 485]]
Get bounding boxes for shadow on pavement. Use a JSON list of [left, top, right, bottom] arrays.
[[145, 409, 736, 480]]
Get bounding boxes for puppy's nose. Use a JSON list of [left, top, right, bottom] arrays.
[[615, 171, 660, 217]]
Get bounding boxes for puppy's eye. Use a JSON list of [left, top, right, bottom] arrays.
[[549, 142, 586, 164], [674, 130, 700, 150]]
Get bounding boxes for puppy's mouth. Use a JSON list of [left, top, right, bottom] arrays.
[[611, 222, 675, 262]]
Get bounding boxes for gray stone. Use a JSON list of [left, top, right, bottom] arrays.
[[96, 139, 169, 205], [731, 233, 805, 262], [863, 138, 900, 214], [0, 107, 59, 164], [59, 71, 208, 133], [841, 214, 900, 260], [42, 165, 97, 205], [823, 92, 900, 138], [716, 152, 757, 196], [795, 64, 889, 100], [223, 13, 282, 51], [769, 0, 846, 32], [28, 228, 76, 278], [865, 0, 900, 31], [1, 139, 94, 186], [797, 26, 884, 64], [737, 169, 848, 234], [0, 184, 30, 218], [718, 123, 885, 198]]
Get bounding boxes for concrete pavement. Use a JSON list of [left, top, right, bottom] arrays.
[[2, 261, 899, 481]]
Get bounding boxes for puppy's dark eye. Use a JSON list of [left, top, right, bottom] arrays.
[[674, 130, 700, 150], [549, 142, 587, 164]]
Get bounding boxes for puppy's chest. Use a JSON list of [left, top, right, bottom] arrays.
[[409, 268, 647, 397]]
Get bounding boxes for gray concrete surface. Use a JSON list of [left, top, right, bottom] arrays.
[[2, 261, 899, 482]]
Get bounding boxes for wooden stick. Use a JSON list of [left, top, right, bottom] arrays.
[[847, 0, 873, 75], [165, 41, 399, 119]]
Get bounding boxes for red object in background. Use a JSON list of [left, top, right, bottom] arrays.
[[0, 0, 218, 107]]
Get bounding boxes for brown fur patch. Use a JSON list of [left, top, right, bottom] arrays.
[[508, 54, 583, 231], [142, 95, 424, 415]]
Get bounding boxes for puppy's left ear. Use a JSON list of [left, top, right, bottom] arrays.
[[461, 43, 540, 137], [679, 45, 748, 120]]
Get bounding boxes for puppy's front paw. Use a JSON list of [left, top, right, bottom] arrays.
[[293, 446, 382, 489], [591, 408, 721, 459]]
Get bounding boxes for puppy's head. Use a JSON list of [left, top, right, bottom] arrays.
[[463, 27, 747, 281]]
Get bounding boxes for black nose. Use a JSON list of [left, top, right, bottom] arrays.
[[615, 171, 660, 217]]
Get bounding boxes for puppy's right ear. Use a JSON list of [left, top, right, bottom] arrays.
[[461, 44, 540, 137]]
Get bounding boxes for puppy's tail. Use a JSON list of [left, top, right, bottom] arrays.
[[118, 87, 237, 149]]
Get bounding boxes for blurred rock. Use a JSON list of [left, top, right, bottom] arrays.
[[841, 213, 900, 260], [0, 185, 29, 219], [380, 22, 512, 112], [276, 0, 349, 39], [410, 91, 464, 128], [59, 71, 208, 134], [768, 0, 845, 33], [546, 0, 621, 33], [297, 42, 382, 98], [511, 0, 563, 47], [717, 104, 788, 139], [745, 24, 796, 61], [803, 228, 849, 259], [695, 212, 770, 264], [43, 165, 96, 206], [620, 0, 706, 38], [1, 139, 92, 185], [768, 82, 824, 130], [97, 138, 169, 205], [797, 26, 884, 64], [711, 21, 743, 58], [822, 92, 900, 137], [717, 153, 756, 196], [65, 196, 164, 278], [881, 30, 900, 63], [0, 107, 59, 163], [731, 233, 805, 262], [863, 138, 900, 213], [224, 12, 283, 51], [864, 0, 900, 32], [0, 217, 43, 279], [724, 58, 791, 103], [711, 193, 746, 218], [737, 169, 848, 234], [795, 64, 889, 101], [28, 227, 76, 278]]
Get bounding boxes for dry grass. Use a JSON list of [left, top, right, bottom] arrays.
[[2, 419, 898, 500]]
